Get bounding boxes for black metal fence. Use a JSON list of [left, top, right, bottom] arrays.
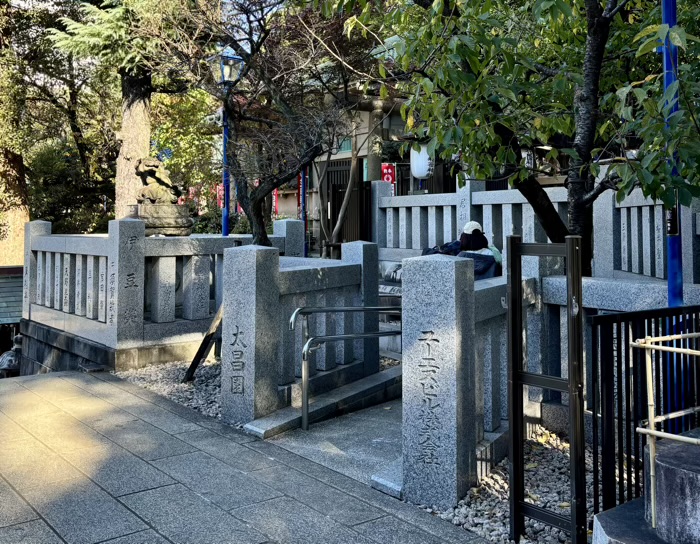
[[590, 304, 700, 514]]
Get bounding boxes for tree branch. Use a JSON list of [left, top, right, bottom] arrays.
[[603, 0, 634, 20], [579, 172, 620, 208]]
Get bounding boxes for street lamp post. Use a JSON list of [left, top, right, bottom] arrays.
[[213, 50, 244, 237], [663, 0, 683, 307]]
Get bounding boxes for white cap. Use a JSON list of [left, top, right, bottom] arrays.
[[463, 221, 482, 234]]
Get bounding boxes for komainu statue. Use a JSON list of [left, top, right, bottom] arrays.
[[135, 158, 193, 236]]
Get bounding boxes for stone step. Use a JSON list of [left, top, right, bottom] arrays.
[[370, 422, 510, 500], [78, 362, 107, 373], [644, 428, 700, 544], [593, 499, 666, 544], [244, 366, 402, 439]]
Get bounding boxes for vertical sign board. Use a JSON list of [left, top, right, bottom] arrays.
[[381, 163, 397, 196]]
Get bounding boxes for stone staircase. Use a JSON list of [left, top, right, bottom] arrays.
[[593, 428, 700, 544]]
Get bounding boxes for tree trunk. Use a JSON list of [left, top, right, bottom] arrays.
[[115, 69, 152, 219], [516, 175, 569, 243], [366, 108, 383, 182], [568, 5, 611, 276], [331, 149, 359, 249], [249, 195, 272, 246], [314, 152, 332, 258]]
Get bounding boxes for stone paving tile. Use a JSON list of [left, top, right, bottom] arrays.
[[15, 412, 111, 453], [232, 496, 377, 544], [0, 438, 83, 492], [0, 477, 38, 528], [0, 519, 64, 544], [120, 484, 267, 544], [92, 420, 197, 461], [50, 395, 139, 429], [60, 443, 175, 497], [151, 452, 282, 511], [251, 464, 384, 527], [20, 376, 92, 401], [175, 429, 278, 472], [22, 477, 147, 544], [0, 411, 33, 444], [100, 529, 172, 544], [353, 515, 448, 544], [195, 418, 257, 443], [0, 386, 59, 420], [245, 440, 484, 544]]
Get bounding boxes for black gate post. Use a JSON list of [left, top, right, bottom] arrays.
[[507, 235, 587, 544], [566, 236, 587, 543], [507, 235, 525, 542]]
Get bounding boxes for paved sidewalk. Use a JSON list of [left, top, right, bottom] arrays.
[[0, 371, 484, 544]]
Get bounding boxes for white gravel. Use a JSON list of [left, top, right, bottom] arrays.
[[115, 359, 223, 419], [422, 425, 596, 544]]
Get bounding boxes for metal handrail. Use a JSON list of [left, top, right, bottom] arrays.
[[289, 306, 401, 331], [299, 330, 402, 430]]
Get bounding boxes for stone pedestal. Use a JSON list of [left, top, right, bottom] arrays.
[[137, 203, 194, 236], [402, 255, 477, 510], [273, 220, 304, 257]]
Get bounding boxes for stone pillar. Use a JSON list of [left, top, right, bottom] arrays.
[[22, 221, 51, 319], [61, 253, 76, 313], [341, 241, 379, 375], [183, 255, 210, 320], [221, 245, 281, 424], [402, 255, 477, 509], [411, 207, 428, 250], [371, 181, 393, 246], [273, 219, 304, 257], [75, 255, 87, 316], [150, 256, 176, 323], [85, 256, 99, 320], [108, 219, 146, 348], [592, 190, 620, 278]]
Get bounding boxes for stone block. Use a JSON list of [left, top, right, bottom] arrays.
[[315, 290, 337, 371], [53, 252, 62, 310], [371, 181, 393, 246], [427, 206, 444, 247], [23, 221, 51, 319], [150, 256, 176, 323], [293, 290, 317, 378], [61, 253, 76, 314], [341, 242, 379, 375], [443, 205, 457, 243], [273, 219, 304, 257], [387, 208, 399, 248], [98, 256, 107, 322], [85, 256, 98, 319], [411, 207, 428, 250], [183, 255, 211, 320], [44, 251, 54, 308], [36, 251, 45, 306], [108, 220, 146, 346], [74, 255, 87, 316], [402, 255, 476, 510], [277, 293, 297, 386], [399, 207, 412, 249], [221, 245, 281, 424]]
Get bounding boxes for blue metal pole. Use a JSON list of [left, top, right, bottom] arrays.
[[222, 107, 230, 237], [301, 167, 308, 257], [663, 0, 682, 307]]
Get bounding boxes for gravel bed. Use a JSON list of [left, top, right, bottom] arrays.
[[115, 359, 223, 419], [422, 426, 596, 544], [380, 356, 401, 371]]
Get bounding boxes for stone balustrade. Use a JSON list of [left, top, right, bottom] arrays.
[[220, 241, 379, 424], [21, 218, 304, 372]]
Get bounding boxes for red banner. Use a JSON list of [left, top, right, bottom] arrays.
[[381, 163, 397, 195]]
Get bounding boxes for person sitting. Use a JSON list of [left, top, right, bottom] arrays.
[[458, 221, 502, 279]]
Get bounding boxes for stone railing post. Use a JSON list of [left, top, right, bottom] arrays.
[[273, 219, 304, 257], [108, 219, 145, 349], [341, 241, 379, 375], [23, 220, 52, 319], [371, 181, 393, 247], [221, 245, 281, 424], [592, 190, 619, 278], [402, 254, 477, 509], [456, 180, 485, 232]]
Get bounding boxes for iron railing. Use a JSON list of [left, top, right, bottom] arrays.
[[589, 304, 700, 514], [290, 306, 402, 430]]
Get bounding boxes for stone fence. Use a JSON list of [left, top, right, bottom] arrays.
[[20, 219, 303, 373], [372, 181, 700, 283], [219, 241, 379, 424]]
